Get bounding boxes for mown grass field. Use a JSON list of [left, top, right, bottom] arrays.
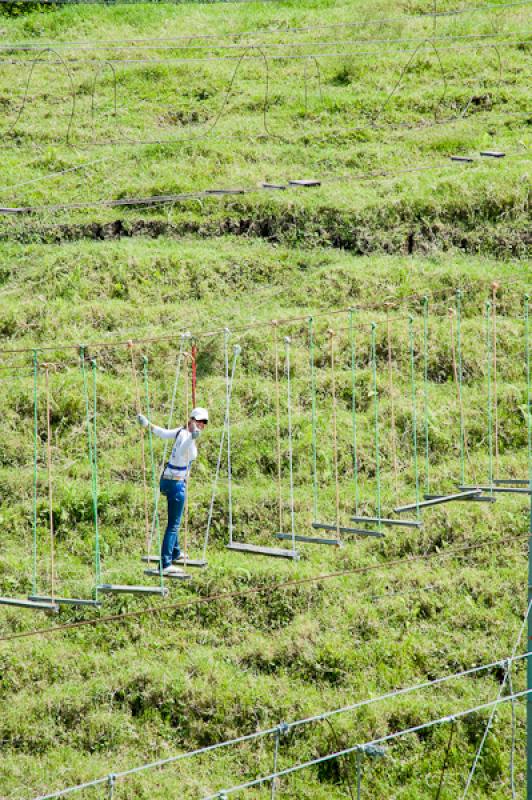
[[0, 1, 531, 798]]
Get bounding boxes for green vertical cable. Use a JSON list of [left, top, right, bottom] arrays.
[[309, 317, 318, 521], [371, 323, 381, 523], [409, 317, 420, 519], [31, 350, 39, 597], [526, 294, 532, 800], [422, 297, 430, 495], [80, 347, 100, 594], [224, 330, 234, 545], [90, 359, 101, 594], [485, 302, 494, 493], [349, 309, 360, 515], [456, 289, 465, 485], [142, 356, 163, 589], [525, 295, 531, 488]]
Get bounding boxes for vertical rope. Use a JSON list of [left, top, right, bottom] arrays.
[[371, 324, 382, 524], [80, 346, 101, 595], [285, 337, 296, 551], [44, 364, 55, 602], [203, 343, 240, 561], [434, 718, 456, 800], [507, 662, 517, 800], [386, 304, 399, 492], [491, 282, 500, 475], [422, 297, 430, 495], [142, 356, 163, 588], [449, 304, 466, 484], [147, 339, 185, 557], [309, 317, 318, 522], [271, 729, 281, 800], [455, 290, 466, 485], [273, 322, 284, 534], [224, 330, 234, 545], [191, 340, 197, 407], [183, 352, 190, 568], [356, 751, 362, 800], [31, 350, 39, 597], [328, 329, 341, 543], [90, 359, 101, 593], [409, 316, 420, 519], [525, 295, 531, 488], [485, 302, 494, 493], [128, 341, 150, 546], [349, 309, 360, 515]]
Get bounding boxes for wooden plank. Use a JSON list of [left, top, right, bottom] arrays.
[[260, 183, 286, 190], [450, 155, 474, 163], [494, 479, 529, 486], [350, 516, 422, 529], [141, 555, 207, 568], [424, 494, 496, 503], [28, 595, 101, 608], [226, 543, 299, 560], [480, 150, 505, 158], [144, 569, 191, 581], [276, 533, 342, 546], [288, 179, 321, 187], [458, 485, 531, 495], [0, 597, 59, 612], [96, 584, 169, 597], [205, 188, 246, 195], [394, 489, 481, 513], [312, 522, 384, 538]]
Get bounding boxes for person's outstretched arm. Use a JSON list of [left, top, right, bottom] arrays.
[[137, 414, 181, 440]]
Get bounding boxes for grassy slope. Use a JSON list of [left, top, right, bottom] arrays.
[[0, 1, 531, 799], [0, 0, 530, 246]]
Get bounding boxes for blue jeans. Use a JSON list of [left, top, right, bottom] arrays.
[[160, 478, 186, 568]]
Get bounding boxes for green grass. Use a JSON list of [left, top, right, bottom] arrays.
[[0, 1, 531, 798], [0, 0, 529, 244]]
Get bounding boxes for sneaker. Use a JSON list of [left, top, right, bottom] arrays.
[[162, 565, 181, 576]]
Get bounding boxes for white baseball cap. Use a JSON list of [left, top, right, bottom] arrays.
[[190, 407, 209, 423]]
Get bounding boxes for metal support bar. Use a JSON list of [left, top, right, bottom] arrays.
[[458, 485, 531, 495], [276, 533, 343, 546], [350, 515, 422, 529], [28, 595, 101, 608], [394, 489, 481, 513], [0, 596, 59, 612], [96, 584, 169, 597], [312, 522, 384, 538], [226, 543, 299, 560]]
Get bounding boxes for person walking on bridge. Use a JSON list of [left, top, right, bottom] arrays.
[[137, 407, 209, 575]]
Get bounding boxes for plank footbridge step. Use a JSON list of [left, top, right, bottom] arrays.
[[276, 533, 342, 546], [424, 494, 496, 504], [96, 584, 169, 597], [494, 479, 529, 486], [226, 543, 299, 560], [458, 485, 531, 495], [312, 522, 384, 538], [0, 597, 59, 612], [142, 555, 207, 568], [28, 595, 101, 608], [350, 516, 422, 529], [144, 569, 191, 581], [394, 489, 481, 514]]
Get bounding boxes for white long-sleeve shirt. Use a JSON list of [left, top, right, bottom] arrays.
[[150, 424, 198, 480]]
